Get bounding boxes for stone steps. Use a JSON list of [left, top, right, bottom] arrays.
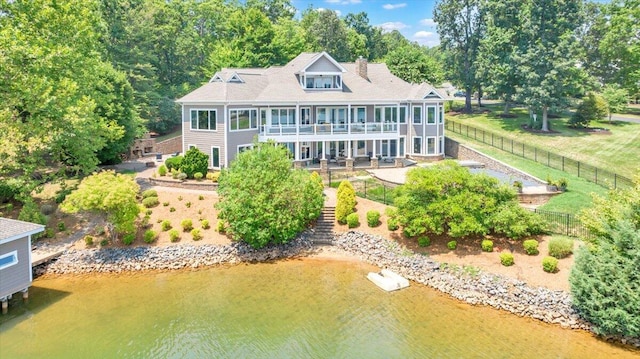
[[312, 207, 335, 245]]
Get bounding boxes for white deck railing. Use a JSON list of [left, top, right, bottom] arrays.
[[261, 123, 398, 136]]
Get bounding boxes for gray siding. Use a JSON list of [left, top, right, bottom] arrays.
[[0, 237, 31, 298], [306, 56, 340, 73], [183, 104, 226, 168], [227, 129, 260, 163]]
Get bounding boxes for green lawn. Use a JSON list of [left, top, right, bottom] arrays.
[[446, 131, 608, 214], [155, 127, 182, 142], [447, 103, 640, 179]]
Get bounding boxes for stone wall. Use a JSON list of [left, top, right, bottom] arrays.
[[445, 137, 545, 185], [156, 136, 182, 155], [148, 176, 218, 191]]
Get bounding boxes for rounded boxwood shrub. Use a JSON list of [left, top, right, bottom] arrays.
[[346, 213, 359, 228], [177, 173, 188, 181], [206, 171, 221, 182], [481, 239, 494, 252], [542, 256, 559, 273], [141, 189, 158, 199], [84, 235, 94, 246], [500, 252, 515, 266], [165, 156, 183, 171], [216, 220, 226, 233], [143, 229, 158, 243], [194, 172, 204, 181], [387, 217, 399, 231], [168, 229, 180, 242], [447, 240, 457, 250], [181, 219, 193, 232], [523, 239, 539, 255], [142, 196, 159, 208], [161, 220, 172, 231], [336, 181, 356, 224], [191, 228, 203, 241], [201, 219, 210, 229], [366, 210, 380, 227], [418, 236, 431, 247], [548, 236, 574, 259], [122, 233, 135, 245], [181, 147, 209, 179], [158, 165, 167, 176]]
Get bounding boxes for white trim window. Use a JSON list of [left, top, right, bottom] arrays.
[[413, 136, 422, 154], [375, 106, 398, 123], [427, 137, 437, 154], [304, 74, 342, 89], [412, 106, 422, 124], [427, 106, 436, 124], [350, 107, 366, 123], [300, 142, 311, 160], [439, 106, 444, 124], [300, 108, 311, 125], [399, 136, 405, 157], [399, 106, 407, 124], [317, 107, 347, 125], [356, 140, 366, 157], [229, 109, 258, 131], [190, 109, 217, 131], [238, 144, 253, 153], [271, 108, 296, 126], [211, 146, 220, 168], [0, 250, 18, 270]]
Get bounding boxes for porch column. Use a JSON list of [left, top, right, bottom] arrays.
[[347, 104, 351, 134], [347, 140, 352, 159], [322, 141, 326, 160], [295, 103, 300, 136], [371, 140, 377, 158]]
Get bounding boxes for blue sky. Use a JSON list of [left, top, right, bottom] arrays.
[[292, 0, 440, 47]]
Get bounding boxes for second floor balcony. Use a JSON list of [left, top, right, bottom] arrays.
[[261, 122, 399, 137]]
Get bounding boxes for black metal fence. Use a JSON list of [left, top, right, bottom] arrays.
[[446, 120, 634, 190], [326, 171, 396, 205], [530, 208, 594, 240]]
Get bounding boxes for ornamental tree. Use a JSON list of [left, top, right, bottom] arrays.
[[181, 147, 209, 178], [60, 170, 140, 238], [336, 180, 356, 224], [571, 179, 640, 337], [216, 141, 324, 249]]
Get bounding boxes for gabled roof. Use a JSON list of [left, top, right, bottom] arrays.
[[0, 218, 45, 245], [300, 51, 347, 73], [177, 52, 443, 104]]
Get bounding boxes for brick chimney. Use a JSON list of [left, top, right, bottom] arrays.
[[355, 56, 368, 80]]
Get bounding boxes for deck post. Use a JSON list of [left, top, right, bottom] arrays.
[[22, 288, 28, 302], [320, 159, 328, 173]]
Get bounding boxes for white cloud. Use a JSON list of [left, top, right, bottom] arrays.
[[383, 3, 407, 10], [378, 21, 409, 33], [316, 7, 342, 16], [413, 31, 440, 47], [419, 18, 436, 27], [326, 0, 362, 4]]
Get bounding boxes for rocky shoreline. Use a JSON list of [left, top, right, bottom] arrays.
[[36, 231, 639, 348]]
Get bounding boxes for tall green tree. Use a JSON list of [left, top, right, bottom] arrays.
[[344, 12, 387, 60], [434, 0, 486, 113], [571, 180, 640, 337], [216, 141, 324, 249], [301, 8, 351, 61], [514, 0, 584, 131], [0, 0, 124, 195], [602, 84, 629, 122], [385, 45, 444, 85]]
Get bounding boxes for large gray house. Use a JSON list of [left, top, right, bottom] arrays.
[[177, 52, 446, 170], [0, 217, 44, 313]]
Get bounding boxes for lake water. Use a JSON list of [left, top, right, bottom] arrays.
[[1, 258, 638, 358]]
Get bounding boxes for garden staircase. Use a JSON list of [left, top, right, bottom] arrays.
[[312, 207, 335, 245]]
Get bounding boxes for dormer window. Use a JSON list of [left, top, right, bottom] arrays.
[[303, 74, 342, 90]]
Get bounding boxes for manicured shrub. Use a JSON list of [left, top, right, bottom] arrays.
[[177, 196, 183, 201], [141, 189, 158, 198], [122, 233, 135, 245], [191, 228, 203, 241], [185, 201, 192, 208], [163, 201, 169, 206], [488, 204, 545, 240], [198, 195, 204, 200], [165, 156, 183, 171], [169, 207, 176, 212], [216, 220, 226, 233], [177, 173, 188, 181], [181, 147, 209, 179], [181, 219, 193, 232], [548, 236, 573, 259], [84, 235, 94, 246], [523, 239, 539, 255], [336, 180, 356, 224], [168, 229, 180, 242], [447, 240, 457, 250], [201, 219, 210, 229], [346, 213, 359, 228], [542, 256, 559, 273], [481, 239, 493, 252], [57, 222, 66, 232], [387, 217, 399, 231], [158, 164, 168, 176], [418, 236, 431, 247], [194, 172, 203, 181], [142, 196, 159, 208], [366, 210, 380, 227], [206, 172, 221, 182], [161, 220, 172, 231], [100, 239, 110, 246], [500, 253, 515, 266], [143, 230, 158, 243]]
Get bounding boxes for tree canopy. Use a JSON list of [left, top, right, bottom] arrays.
[[216, 141, 324, 249]]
